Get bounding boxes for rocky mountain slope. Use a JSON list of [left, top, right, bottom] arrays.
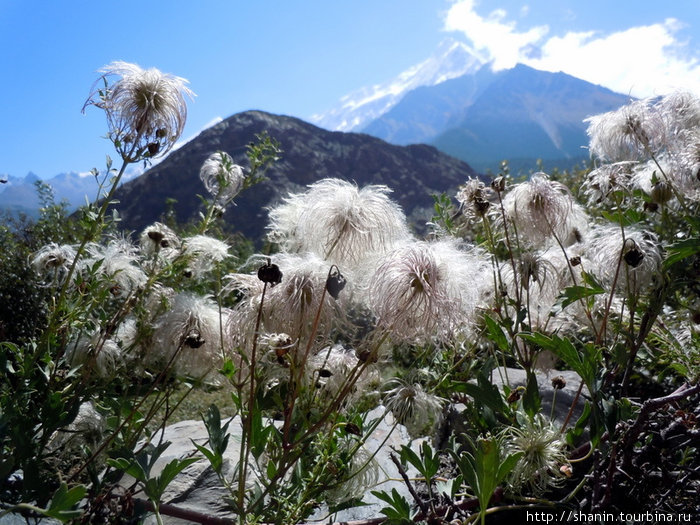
[[111, 110, 480, 243]]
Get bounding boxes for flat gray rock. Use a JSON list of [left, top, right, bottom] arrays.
[[132, 407, 424, 524]]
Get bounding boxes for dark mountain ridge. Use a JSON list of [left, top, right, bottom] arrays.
[[111, 110, 480, 242]]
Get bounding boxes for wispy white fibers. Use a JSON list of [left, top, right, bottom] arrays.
[[498, 173, 588, 247], [584, 224, 662, 295], [31, 243, 78, 285], [586, 91, 700, 203], [199, 151, 245, 207], [499, 250, 563, 332], [150, 293, 228, 381], [181, 235, 231, 280], [455, 177, 494, 220], [581, 162, 635, 205], [85, 238, 147, 298], [383, 378, 445, 437], [227, 253, 344, 345], [67, 328, 124, 377], [139, 222, 182, 266], [84, 61, 194, 160], [307, 344, 379, 401], [267, 178, 412, 270], [585, 98, 661, 162], [368, 239, 487, 343]]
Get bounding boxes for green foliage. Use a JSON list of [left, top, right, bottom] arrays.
[[449, 436, 522, 525], [371, 488, 413, 524]]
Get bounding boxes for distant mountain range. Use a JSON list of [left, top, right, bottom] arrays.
[[109, 110, 479, 242], [2, 40, 635, 221], [376, 64, 631, 173], [0, 170, 140, 217], [310, 38, 485, 132], [312, 42, 633, 173]]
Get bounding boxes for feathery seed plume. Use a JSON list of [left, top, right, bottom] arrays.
[[84, 61, 193, 161]]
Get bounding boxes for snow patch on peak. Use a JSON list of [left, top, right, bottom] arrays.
[[311, 38, 485, 132]]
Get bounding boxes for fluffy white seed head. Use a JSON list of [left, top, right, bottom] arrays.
[[504, 414, 569, 496], [227, 253, 345, 351], [150, 293, 227, 381], [85, 61, 194, 161], [139, 222, 182, 263], [31, 243, 78, 284], [307, 344, 378, 401], [455, 177, 493, 220], [182, 235, 231, 279], [581, 162, 635, 205], [199, 151, 245, 206], [655, 90, 700, 135], [325, 444, 381, 504], [584, 224, 662, 294], [47, 402, 106, 453], [368, 239, 484, 343], [383, 379, 445, 437], [67, 329, 124, 377], [498, 173, 588, 247], [267, 178, 412, 270], [585, 99, 661, 162], [85, 239, 147, 298]]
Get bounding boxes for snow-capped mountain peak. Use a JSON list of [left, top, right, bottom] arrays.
[[310, 38, 485, 132]]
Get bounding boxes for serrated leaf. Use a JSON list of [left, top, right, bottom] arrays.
[[522, 370, 541, 418], [193, 441, 221, 473], [44, 482, 87, 521], [155, 457, 200, 496], [483, 315, 509, 352], [664, 237, 700, 268], [328, 497, 368, 514]]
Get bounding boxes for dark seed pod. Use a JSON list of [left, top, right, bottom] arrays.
[[258, 259, 282, 285], [147, 230, 165, 243], [644, 201, 659, 213], [474, 198, 490, 215], [326, 268, 347, 299], [345, 423, 362, 436], [491, 176, 506, 192], [572, 228, 583, 243], [147, 142, 160, 156], [624, 247, 644, 268], [551, 375, 566, 390], [507, 389, 522, 404], [185, 330, 205, 348]]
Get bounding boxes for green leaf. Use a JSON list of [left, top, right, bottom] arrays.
[[601, 208, 644, 226], [553, 273, 604, 311], [483, 315, 509, 352], [371, 488, 412, 522], [399, 445, 423, 477], [106, 457, 147, 482], [328, 497, 368, 514], [193, 441, 222, 474], [154, 457, 200, 499], [664, 237, 700, 268], [522, 370, 541, 419], [452, 371, 508, 417], [44, 482, 87, 521]]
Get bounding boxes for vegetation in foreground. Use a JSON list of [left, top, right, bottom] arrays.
[[0, 62, 699, 524]]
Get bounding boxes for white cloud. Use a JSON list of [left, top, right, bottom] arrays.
[[443, 0, 548, 70], [443, 0, 700, 97]]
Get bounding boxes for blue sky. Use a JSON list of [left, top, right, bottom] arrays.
[[1, 0, 699, 177]]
